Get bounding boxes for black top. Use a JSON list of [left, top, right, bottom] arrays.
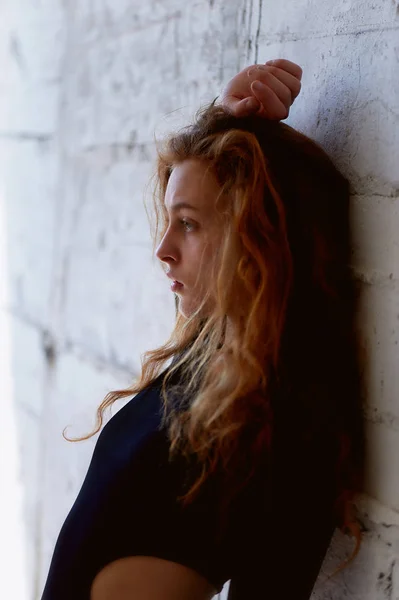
[[41, 364, 338, 599]]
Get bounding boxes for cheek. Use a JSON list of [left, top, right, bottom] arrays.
[[186, 231, 220, 286], [196, 243, 215, 277]]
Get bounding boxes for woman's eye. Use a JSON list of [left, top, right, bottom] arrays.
[[180, 219, 196, 232], [163, 217, 196, 232]]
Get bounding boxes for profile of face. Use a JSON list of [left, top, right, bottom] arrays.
[[155, 159, 224, 318]]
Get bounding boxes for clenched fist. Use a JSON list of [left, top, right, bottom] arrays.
[[218, 58, 303, 120]]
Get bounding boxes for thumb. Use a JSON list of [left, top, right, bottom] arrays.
[[234, 96, 260, 116], [221, 95, 260, 117]]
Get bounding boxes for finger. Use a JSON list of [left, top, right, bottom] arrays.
[[259, 67, 302, 101], [246, 64, 301, 102], [265, 59, 303, 81], [253, 73, 292, 111], [250, 81, 289, 120]]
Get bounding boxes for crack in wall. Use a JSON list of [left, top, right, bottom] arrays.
[[246, 0, 254, 61], [254, 0, 263, 64], [0, 132, 53, 143], [257, 23, 399, 46]]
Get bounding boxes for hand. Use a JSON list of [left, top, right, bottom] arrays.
[[218, 59, 303, 120]]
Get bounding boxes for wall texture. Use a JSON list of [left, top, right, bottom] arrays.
[[0, 1, 398, 599]]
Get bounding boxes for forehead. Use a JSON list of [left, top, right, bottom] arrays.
[[164, 159, 221, 210]]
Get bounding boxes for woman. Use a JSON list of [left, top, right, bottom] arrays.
[[41, 60, 365, 600]]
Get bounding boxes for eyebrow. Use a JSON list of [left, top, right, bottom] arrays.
[[167, 202, 199, 212]]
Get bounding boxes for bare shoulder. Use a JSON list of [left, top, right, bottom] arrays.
[[90, 555, 218, 600]]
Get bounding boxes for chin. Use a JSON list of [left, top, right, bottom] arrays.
[[176, 298, 196, 319], [176, 293, 210, 320]]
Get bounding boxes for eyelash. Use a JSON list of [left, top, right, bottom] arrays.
[[164, 218, 196, 232]]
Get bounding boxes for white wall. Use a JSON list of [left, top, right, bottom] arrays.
[[0, 1, 398, 599]]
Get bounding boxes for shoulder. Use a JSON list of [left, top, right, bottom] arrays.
[[94, 371, 168, 461]]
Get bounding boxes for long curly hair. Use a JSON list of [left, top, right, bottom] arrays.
[[67, 102, 365, 576]]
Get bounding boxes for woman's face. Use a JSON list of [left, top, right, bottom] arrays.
[[156, 159, 224, 318]]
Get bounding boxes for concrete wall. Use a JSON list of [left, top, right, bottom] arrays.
[[0, 1, 398, 599]]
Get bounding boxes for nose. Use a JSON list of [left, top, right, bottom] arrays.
[[155, 228, 178, 265]]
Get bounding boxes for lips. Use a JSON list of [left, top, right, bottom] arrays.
[[166, 273, 183, 285]]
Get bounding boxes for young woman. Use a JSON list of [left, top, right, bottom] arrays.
[[41, 60, 365, 600]]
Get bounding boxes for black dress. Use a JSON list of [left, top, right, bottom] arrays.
[[40, 363, 338, 599]]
